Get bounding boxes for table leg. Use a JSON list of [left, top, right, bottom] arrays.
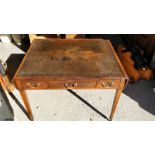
[[109, 88, 123, 120], [19, 90, 34, 121]]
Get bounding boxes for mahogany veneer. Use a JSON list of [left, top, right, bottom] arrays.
[[13, 39, 128, 120]]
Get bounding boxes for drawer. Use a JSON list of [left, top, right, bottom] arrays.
[[47, 80, 96, 89], [96, 80, 120, 89], [21, 80, 46, 89]]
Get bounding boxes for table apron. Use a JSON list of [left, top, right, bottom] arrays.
[[15, 79, 121, 90]]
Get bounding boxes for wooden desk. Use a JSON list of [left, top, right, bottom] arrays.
[[13, 39, 128, 121]]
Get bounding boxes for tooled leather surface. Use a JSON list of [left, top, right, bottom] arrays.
[[18, 39, 124, 78]]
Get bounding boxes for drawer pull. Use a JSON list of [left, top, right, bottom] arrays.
[[101, 82, 114, 88], [26, 82, 40, 88], [64, 83, 77, 89]]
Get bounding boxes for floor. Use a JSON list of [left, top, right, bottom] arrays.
[[0, 42, 155, 121]]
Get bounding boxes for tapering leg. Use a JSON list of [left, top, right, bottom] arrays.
[[19, 90, 34, 121], [109, 88, 123, 120]]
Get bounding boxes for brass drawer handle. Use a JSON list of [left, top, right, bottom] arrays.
[[26, 82, 40, 88], [64, 83, 77, 89], [101, 81, 114, 88]]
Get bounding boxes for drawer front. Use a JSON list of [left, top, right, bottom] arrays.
[[96, 80, 120, 89], [47, 80, 96, 89], [20, 79, 120, 89], [21, 80, 46, 89]]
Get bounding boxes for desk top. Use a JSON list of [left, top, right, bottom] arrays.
[[14, 39, 127, 79]]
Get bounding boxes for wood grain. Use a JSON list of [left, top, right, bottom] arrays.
[[13, 39, 128, 120], [19, 90, 34, 121], [109, 79, 126, 120]]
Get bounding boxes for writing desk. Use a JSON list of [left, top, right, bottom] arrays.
[[13, 39, 128, 120]]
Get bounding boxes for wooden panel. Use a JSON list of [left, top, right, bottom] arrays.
[[96, 79, 120, 89], [21, 80, 46, 89], [47, 80, 96, 89]]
